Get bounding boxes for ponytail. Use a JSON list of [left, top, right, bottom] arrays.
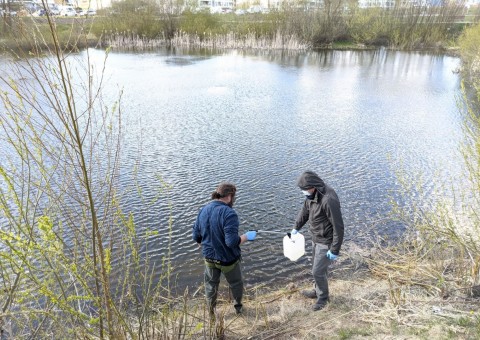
[[211, 191, 222, 199], [211, 182, 236, 200]]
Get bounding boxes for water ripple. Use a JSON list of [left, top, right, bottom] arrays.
[[93, 48, 465, 292]]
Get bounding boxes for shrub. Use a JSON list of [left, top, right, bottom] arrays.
[[458, 22, 480, 83], [179, 11, 221, 35]]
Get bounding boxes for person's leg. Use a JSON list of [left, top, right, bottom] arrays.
[[312, 242, 331, 309], [204, 264, 222, 314], [223, 261, 244, 313], [301, 242, 320, 299]]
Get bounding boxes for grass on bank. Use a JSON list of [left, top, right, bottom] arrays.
[[0, 16, 98, 52], [91, 3, 479, 50], [140, 231, 480, 339], [1, 2, 478, 51]]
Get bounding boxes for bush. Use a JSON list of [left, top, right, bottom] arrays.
[[179, 11, 221, 35], [91, 0, 165, 39], [458, 22, 480, 83]]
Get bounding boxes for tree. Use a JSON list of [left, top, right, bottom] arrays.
[[1, 0, 13, 34], [0, 7, 142, 338]]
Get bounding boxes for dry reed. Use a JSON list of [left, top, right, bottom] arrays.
[[103, 30, 309, 51]]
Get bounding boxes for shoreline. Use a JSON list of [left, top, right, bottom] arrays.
[[183, 239, 480, 339], [1, 32, 461, 58]]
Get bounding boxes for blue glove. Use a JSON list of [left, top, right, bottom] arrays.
[[326, 250, 338, 260], [245, 231, 257, 241], [290, 229, 298, 235]]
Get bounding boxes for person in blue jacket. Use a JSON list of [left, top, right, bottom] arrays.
[[192, 182, 256, 316]]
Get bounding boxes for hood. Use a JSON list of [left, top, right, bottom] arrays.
[[297, 171, 325, 194]]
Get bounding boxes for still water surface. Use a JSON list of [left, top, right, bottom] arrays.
[[7, 48, 464, 293]]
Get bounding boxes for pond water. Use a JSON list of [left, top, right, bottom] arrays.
[[1, 47, 465, 294]]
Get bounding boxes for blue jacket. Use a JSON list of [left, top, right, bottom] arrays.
[[192, 200, 242, 264]]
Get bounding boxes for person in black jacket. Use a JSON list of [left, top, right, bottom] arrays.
[[290, 171, 345, 311]]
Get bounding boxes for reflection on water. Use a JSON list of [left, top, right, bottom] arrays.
[[1, 48, 463, 293]]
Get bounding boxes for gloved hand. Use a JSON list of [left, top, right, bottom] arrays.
[[245, 230, 257, 241], [326, 250, 339, 260], [290, 229, 298, 235]]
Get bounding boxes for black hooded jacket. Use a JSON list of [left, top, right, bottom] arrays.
[[294, 171, 344, 254]]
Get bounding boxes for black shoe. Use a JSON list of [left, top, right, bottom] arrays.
[[301, 289, 317, 299], [312, 298, 329, 311], [234, 304, 243, 315], [208, 306, 216, 320], [209, 311, 216, 322], [312, 302, 327, 311]]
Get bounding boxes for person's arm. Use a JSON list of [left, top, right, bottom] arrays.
[[325, 198, 344, 254], [293, 200, 309, 231], [192, 210, 203, 244], [224, 210, 242, 248], [224, 210, 255, 246]]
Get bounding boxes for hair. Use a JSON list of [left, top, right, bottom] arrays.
[[211, 182, 237, 200]]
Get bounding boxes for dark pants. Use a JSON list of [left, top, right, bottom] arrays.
[[312, 242, 332, 304], [204, 260, 243, 312]]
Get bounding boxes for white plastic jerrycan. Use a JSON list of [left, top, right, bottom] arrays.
[[283, 232, 305, 261]]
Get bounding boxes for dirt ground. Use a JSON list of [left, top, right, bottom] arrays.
[[193, 241, 480, 339]]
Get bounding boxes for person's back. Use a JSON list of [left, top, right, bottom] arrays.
[[195, 200, 241, 264]]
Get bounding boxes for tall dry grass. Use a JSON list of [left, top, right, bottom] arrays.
[[92, 3, 473, 51], [355, 26, 480, 336]]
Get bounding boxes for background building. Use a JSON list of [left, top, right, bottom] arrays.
[[59, 0, 112, 10]]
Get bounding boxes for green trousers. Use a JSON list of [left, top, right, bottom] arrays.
[[204, 260, 243, 313]]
